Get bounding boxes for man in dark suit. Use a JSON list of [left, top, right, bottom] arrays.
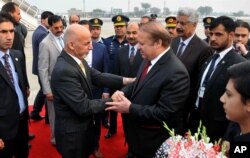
[[193, 16, 246, 142], [171, 8, 212, 132], [113, 22, 143, 157], [106, 22, 190, 158], [79, 20, 110, 158], [0, 12, 29, 158], [104, 15, 130, 138], [30, 11, 54, 121], [51, 24, 134, 158]]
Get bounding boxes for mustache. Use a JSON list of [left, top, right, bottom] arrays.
[[176, 28, 183, 33]]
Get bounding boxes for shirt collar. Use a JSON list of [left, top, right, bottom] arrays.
[[180, 33, 195, 46]]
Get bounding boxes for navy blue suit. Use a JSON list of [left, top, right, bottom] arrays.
[[31, 25, 48, 118]]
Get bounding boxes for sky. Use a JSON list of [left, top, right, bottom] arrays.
[[27, 0, 250, 14]]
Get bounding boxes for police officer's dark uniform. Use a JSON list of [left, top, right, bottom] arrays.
[[103, 15, 129, 138], [89, 18, 106, 44], [202, 17, 215, 43]]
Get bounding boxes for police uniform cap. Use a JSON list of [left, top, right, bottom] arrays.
[[203, 17, 215, 27], [89, 18, 103, 27], [112, 15, 130, 26], [165, 16, 177, 28], [150, 14, 157, 19]]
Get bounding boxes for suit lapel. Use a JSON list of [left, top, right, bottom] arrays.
[[61, 51, 92, 96], [49, 33, 61, 52], [205, 51, 232, 90]]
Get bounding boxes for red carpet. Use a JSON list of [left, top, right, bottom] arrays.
[[29, 106, 127, 158]]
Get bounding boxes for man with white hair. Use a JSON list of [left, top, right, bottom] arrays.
[[170, 7, 212, 133]]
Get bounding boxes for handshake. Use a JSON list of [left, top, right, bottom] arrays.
[[105, 90, 132, 113]]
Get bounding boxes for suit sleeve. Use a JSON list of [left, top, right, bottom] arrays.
[[38, 41, 51, 94], [102, 44, 110, 93]]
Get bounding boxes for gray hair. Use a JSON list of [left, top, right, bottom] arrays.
[[177, 7, 199, 23]]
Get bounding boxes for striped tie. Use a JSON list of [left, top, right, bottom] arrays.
[[2, 54, 14, 84]]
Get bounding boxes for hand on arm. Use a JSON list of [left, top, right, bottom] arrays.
[[123, 77, 136, 85]]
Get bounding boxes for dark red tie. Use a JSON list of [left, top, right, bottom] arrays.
[[139, 61, 151, 82], [2, 54, 14, 84]]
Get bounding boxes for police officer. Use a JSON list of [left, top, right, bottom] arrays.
[[89, 18, 105, 44], [165, 16, 178, 39], [202, 16, 215, 43], [103, 14, 129, 139]]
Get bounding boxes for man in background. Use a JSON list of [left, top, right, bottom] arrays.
[[139, 15, 151, 25], [104, 14, 129, 139], [202, 16, 215, 43], [165, 16, 178, 39], [69, 14, 80, 25], [89, 18, 105, 44], [114, 22, 143, 157], [38, 15, 64, 146], [30, 11, 54, 122], [233, 19, 250, 59], [171, 8, 212, 132]]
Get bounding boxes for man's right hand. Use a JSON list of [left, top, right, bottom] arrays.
[[46, 93, 53, 101]]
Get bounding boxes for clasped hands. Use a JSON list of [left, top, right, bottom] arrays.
[[105, 90, 131, 113]]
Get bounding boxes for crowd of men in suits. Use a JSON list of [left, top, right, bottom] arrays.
[[0, 1, 250, 158]]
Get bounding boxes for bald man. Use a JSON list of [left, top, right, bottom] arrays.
[[51, 24, 134, 158], [69, 15, 80, 25]]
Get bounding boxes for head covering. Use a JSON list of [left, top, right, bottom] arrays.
[[111, 15, 130, 26], [165, 16, 177, 28], [150, 14, 157, 19], [203, 17, 215, 28], [89, 18, 103, 27]]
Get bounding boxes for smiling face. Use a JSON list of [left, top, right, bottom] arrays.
[[220, 79, 250, 123]]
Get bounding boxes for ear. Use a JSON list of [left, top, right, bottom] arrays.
[[245, 99, 250, 112], [154, 39, 162, 49], [68, 42, 74, 50]]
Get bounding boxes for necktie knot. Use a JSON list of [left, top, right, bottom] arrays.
[[176, 42, 185, 57], [140, 61, 151, 82], [2, 54, 9, 60], [2, 53, 14, 84]]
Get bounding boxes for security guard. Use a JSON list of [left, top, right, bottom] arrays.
[[202, 16, 215, 43], [89, 18, 106, 44], [103, 14, 129, 139], [165, 16, 178, 39]]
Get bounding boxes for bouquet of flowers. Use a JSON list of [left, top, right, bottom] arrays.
[[155, 121, 227, 158]]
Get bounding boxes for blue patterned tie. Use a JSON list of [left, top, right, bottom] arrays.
[[2, 54, 14, 84], [129, 46, 135, 64], [176, 42, 185, 57]]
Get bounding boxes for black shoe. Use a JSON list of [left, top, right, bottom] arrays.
[[104, 131, 116, 139], [30, 114, 44, 121], [103, 122, 110, 129], [29, 133, 35, 141]]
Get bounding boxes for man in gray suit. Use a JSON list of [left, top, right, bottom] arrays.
[[38, 15, 64, 146], [51, 24, 134, 158]]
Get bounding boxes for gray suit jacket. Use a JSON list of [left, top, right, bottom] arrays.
[[38, 33, 62, 94]]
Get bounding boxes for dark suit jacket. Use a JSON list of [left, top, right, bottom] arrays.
[[0, 50, 29, 140], [122, 49, 190, 158], [198, 49, 246, 141], [51, 50, 123, 157], [171, 35, 212, 123], [114, 45, 143, 77], [32, 25, 48, 75], [91, 42, 110, 99]]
